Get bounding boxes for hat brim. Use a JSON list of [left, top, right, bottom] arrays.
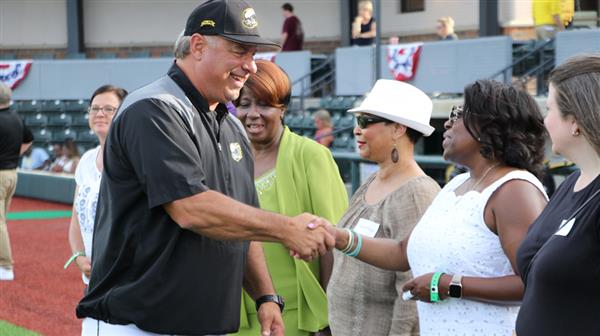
[[347, 107, 435, 137], [219, 33, 281, 51]]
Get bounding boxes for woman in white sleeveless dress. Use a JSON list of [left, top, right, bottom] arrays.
[[65, 85, 127, 285], [320, 80, 549, 336]]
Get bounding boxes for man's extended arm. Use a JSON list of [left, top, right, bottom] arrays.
[[164, 190, 334, 260]]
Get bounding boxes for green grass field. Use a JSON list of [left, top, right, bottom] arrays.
[[0, 320, 40, 336]]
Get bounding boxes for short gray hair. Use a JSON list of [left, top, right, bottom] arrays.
[[174, 34, 191, 59], [173, 34, 219, 59], [0, 81, 12, 108]]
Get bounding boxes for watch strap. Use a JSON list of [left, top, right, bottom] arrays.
[[451, 274, 463, 285], [255, 294, 285, 312], [449, 274, 463, 298]]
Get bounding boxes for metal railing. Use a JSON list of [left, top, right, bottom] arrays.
[[292, 54, 336, 112], [490, 38, 555, 95]]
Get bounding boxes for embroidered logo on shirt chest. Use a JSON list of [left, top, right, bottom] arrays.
[[230, 142, 243, 162]]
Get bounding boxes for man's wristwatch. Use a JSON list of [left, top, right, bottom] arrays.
[[448, 274, 463, 298], [256, 294, 285, 313]]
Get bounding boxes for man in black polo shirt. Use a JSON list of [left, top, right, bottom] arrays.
[[0, 81, 33, 281], [76, 1, 335, 335]]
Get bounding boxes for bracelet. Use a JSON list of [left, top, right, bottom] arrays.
[[341, 229, 355, 254], [347, 231, 363, 257], [64, 251, 86, 269], [430, 272, 444, 302]]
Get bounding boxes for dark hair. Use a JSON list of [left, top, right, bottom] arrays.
[[463, 79, 546, 177], [63, 138, 80, 158], [549, 54, 600, 156], [405, 127, 423, 144], [282, 3, 294, 12], [235, 60, 291, 109], [90, 84, 128, 104]]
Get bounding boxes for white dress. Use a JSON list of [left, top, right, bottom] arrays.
[[74, 146, 102, 285], [406, 170, 547, 336]]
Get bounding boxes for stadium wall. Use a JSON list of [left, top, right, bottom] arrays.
[[2, 0, 543, 54]]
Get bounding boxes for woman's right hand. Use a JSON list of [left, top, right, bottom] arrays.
[[304, 219, 346, 250], [75, 255, 92, 278]]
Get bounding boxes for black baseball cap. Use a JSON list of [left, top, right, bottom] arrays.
[[184, 0, 280, 50]]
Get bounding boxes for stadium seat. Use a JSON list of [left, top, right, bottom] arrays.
[[0, 53, 16, 60], [301, 114, 315, 130], [77, 129, 99, 143], [338, 114, 355, 129], [332, 133, 351, 151], [320, 96, 334, 109], [32, 53, 54, 59], [331, 114, 341, 127], [326, 97, 350, 115], [25, 114, 48, 127], [20, 100, 41, 114], [32, 129, 52, 144], [65, 53, 86, 59], [342, 96, 358, 109], [287, 114, 304, 130], [65, 100, 89, 113], [71, 114, 90, 127], [96, 51, 117, 59], [160, 50, 174, 58], [42, 100, 65, 114], [129, 50, 151, 58], [48, 114, 72, 127], [330, 97, 345, 109], [52, 128, 77, 142]]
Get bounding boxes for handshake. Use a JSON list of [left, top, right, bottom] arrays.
[[280, 213, 340, 261]]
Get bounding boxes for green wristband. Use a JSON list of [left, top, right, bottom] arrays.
[[430, 272, 443, 303], [64, 251, 86, 269]]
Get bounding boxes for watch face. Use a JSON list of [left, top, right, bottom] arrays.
[[449, 284, 462, 298]]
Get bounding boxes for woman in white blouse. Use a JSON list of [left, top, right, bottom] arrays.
[[320, 80, 549, 335], [66, 85, 127, 285]]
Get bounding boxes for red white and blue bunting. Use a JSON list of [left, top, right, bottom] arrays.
[[386, 43, 423, 81], [0, 60, 33, 90]]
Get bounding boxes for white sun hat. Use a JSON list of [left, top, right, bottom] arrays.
[[348, 79, 435, 136]]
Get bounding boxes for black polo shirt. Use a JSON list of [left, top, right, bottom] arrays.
[[76, 63, 258, 335], [0, 107, 33, 169]]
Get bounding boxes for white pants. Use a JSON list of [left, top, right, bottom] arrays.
[[82, 318, 224, 336]]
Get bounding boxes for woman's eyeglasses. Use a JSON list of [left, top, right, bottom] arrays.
[[355, 114, 390, 129], [449, 105, 464, 124], [88, 105, 118, 116]]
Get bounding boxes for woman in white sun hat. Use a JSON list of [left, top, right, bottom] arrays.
[[326, 79, 441, 335], [323, 79, 549, 335]]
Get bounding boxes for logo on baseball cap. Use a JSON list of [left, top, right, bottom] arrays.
[[184, 0, 280, 50]]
